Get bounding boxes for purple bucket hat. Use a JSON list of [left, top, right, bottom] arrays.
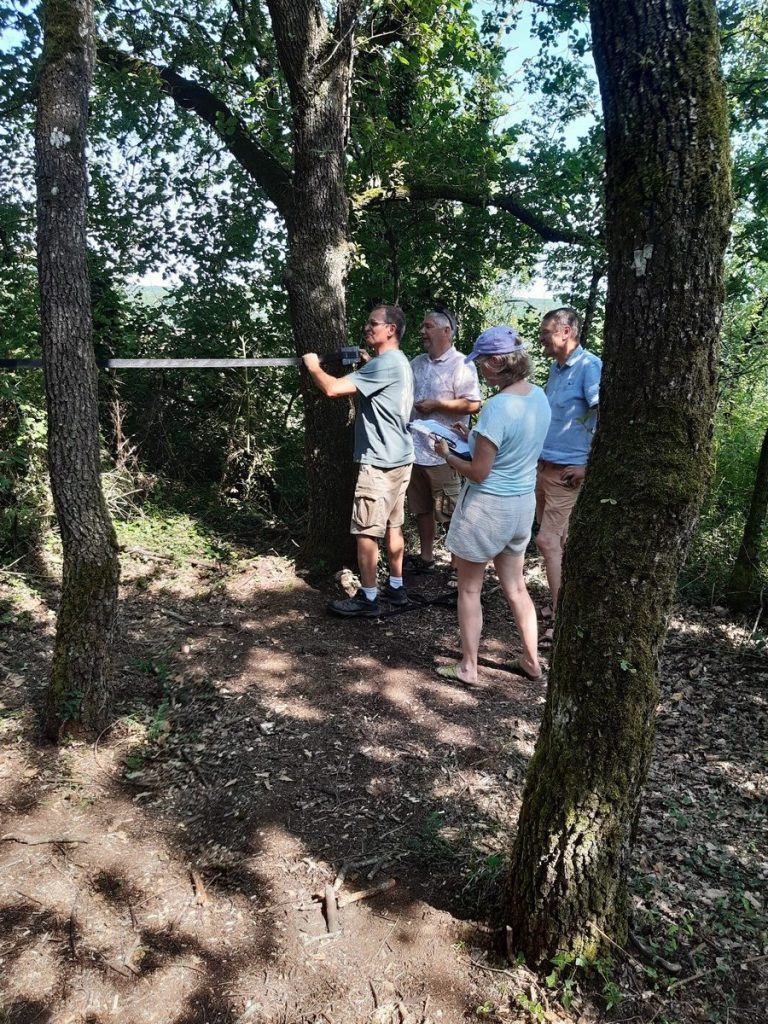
[[464, 325, 526, 363]]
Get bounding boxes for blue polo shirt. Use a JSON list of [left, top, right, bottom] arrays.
[[540, 345, 601, 465]]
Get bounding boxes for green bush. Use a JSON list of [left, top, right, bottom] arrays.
[[683, 373, 768, 603], [0, 373, 50, 557]]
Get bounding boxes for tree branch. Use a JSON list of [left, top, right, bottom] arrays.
[[352, 182, 600, 247], [97, 46, 293, 216]]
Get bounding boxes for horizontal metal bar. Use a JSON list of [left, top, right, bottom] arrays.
[[0, 357, 303, 369]]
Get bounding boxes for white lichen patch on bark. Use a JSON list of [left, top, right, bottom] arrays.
[[49, 128, 71, 148], [632, 244, 654, 276]]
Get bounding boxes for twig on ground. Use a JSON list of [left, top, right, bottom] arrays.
[[303, 931, 341, 944], [160, 606, 196, 625], [667, 953, 768, 993], [593, 925, 647, 974], [629, 929, 682, 973], [125, 546, 174, 561], [337, 878, 396, 908], [373, 915, 400, 961], [68, 902, 79, 960], [324, 885, 340, 933], [469, 957, 517, 978], [191, 869, 209, 906], [2, 834, 88, 846]]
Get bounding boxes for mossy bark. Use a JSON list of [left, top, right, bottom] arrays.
[[36, 0, 120, 741], [507, 0, 731, 962], [726, 424, 768, 611]]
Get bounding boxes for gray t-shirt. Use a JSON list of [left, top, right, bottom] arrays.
[[348, 349, 415, 468]]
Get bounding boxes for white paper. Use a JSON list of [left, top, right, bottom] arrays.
[[409, 419, 471, 457]]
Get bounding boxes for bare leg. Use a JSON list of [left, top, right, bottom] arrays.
[[356, 535, 380, 589], [454, 556, 487, 683], [416, 512, 436, 562], [493, 551, 540, 677], [384, 526, 405, 578], [535, 532, 563, 615]]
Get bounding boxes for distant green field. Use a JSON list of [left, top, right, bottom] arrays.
[[130, 285, 169, 306]]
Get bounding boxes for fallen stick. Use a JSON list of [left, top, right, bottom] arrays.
[[337, 878, 396, 908], [334, 853, 384, 890], [160, 606, 196, 626], [1, 834, 88, 846], [190, 870, 209, 906], [667, 953, 768, 993], [125, 546, 174, 561], [323, 885, 340, 933], [303, 931, 341, 944]]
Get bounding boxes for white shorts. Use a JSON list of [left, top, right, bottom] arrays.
[[446, 486, 535, 563]]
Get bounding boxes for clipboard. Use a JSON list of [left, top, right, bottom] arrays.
[[409, 419, 471, 460]]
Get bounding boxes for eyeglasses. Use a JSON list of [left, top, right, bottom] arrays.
[[364, 318, 388, 328]]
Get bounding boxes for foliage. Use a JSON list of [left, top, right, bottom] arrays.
[[2, 0, 768, 588], [0, 205, 47, 554], [683, 270, 768, 602]]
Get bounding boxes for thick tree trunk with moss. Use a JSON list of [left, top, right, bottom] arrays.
[[507, 0, 731, 962], [268, 0, 358, 566], [726, 424, 768, 611], [36, 0, 120, 741]]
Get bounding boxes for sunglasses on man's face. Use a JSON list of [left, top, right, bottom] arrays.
[[364, 318, 388, 328]]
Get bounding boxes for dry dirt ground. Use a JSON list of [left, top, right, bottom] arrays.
[[1, 534, 766, 1024]]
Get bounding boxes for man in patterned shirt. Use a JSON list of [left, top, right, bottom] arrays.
[[405, 308, 481, 571]]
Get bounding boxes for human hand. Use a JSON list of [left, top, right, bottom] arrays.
[[433, 437, 450, 459], [302, 353, 321, 372], [358, 349, 371, 363], [451, 422, 469, 440], [415, 399, 439, 415], [560, 464, 586, 488]]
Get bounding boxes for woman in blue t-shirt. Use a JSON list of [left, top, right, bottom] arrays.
[[433, 326, 551, 686]]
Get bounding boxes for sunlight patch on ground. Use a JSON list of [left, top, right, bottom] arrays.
[[264, 697, 325, 722]]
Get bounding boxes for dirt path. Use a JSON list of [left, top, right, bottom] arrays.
[[1, 543, 766, 1024]]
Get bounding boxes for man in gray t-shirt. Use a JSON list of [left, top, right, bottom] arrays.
[[303, 304, 414, 617]]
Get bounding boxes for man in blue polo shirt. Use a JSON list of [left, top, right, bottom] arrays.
[[535, 307, 602, 629]]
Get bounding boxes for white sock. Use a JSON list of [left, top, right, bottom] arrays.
[[362, 586, 378, 601], [388, 576, 403, 589]]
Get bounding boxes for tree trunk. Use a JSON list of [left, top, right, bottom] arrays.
[[36, 0, 120, 741], [726, 423, 768, 611], [268, 0, 358, 566], [507, 0, 731, 962]]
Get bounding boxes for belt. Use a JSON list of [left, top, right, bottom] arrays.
[[538, 459, 570, 469]]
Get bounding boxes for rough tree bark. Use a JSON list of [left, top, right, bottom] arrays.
[[726, 423, 768, 611], [36, 0, 120, 741], [507, 0, 731, 961], [267, 0, 359, 565]]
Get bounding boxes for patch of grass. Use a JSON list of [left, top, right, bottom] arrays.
[[116, 504, 235, 565], [122, 750, 146, 773], [406, 810, 458, 864], [0, 598, 34, 631], [0, 706, 25, 720], [119, 657, 175, 776]]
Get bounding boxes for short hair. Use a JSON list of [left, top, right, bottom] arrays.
[[373, 303, 406, 341], [542, 306, 581, 339], [426, 308, 456, 337], [478, 350, 531, 386]]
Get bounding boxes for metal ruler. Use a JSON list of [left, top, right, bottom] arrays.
[[0, 348, 362, 370]]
